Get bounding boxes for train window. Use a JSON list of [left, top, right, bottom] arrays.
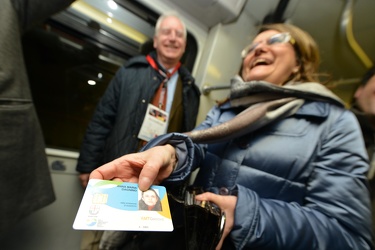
[[23, 0, 198, 151]]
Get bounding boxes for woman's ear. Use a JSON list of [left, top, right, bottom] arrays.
[[292, 66, 300, 74]]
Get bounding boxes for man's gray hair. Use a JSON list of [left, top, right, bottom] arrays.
[[154, 11, 187, 39]]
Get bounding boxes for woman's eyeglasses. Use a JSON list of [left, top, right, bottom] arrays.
[[241, 32, 296, 58]]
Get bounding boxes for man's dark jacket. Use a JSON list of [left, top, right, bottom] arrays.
[[0, 0, 74, 235], [77, 51, 200, 173]]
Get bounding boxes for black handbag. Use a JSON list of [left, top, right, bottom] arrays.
[[183, 186, 226, 250]]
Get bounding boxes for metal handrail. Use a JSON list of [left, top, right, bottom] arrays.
[[340, 0, 373, 68], [202, 84, 230, 95]]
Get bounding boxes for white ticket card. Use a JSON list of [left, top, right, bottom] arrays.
[[138, 104, 169, 142], [73, 179, 173, 232]]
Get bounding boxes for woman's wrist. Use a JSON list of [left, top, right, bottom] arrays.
[[165, 144, 178, 172]]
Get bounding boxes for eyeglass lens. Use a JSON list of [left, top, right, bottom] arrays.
[[242, 33, 291, 57]]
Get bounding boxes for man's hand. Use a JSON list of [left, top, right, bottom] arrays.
[[78, 173, 90, 188], [90, 144, 177, 191]]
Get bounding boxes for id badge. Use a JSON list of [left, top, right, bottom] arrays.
[[138, 104, 169, 142], [73, 179, 173, 232]]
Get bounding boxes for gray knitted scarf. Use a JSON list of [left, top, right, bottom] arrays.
[[185, 76, 344, 144]]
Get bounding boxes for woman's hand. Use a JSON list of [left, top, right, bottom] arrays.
[[90, 144, 177, 191], [195, 192, 237, 250]]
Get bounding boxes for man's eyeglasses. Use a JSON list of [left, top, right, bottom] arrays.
[[159, 28, 184, 39], [241, 32, 296, 58]]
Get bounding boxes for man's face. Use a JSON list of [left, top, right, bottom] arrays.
[[355, 75, 375, 115], [153, 16, 186, 68]]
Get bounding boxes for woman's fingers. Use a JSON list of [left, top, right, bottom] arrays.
[[89, 145, 177, 191], [195, 192, 237, 250]]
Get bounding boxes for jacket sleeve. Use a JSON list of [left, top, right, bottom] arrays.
[[76, 67, 124, 173], [142, 132, 196, 183], [232, 109, 374, 249], [141, 105, 221, 180], [12, 0, 75, 32]]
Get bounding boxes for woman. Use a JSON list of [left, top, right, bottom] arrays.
[[138, 188, 162, 211], [91, 23, 373, 249]]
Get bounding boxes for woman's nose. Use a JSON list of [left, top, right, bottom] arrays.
[[253, 41, 268, 53]]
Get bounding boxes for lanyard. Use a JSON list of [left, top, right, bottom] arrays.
[[146, 55, 181, 110], [146, 55, 181, 79]]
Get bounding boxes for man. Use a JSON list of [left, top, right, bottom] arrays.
[[0, 0, 75, 235], [351, 66, 375, 238], [76, 11, 200, 249]]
